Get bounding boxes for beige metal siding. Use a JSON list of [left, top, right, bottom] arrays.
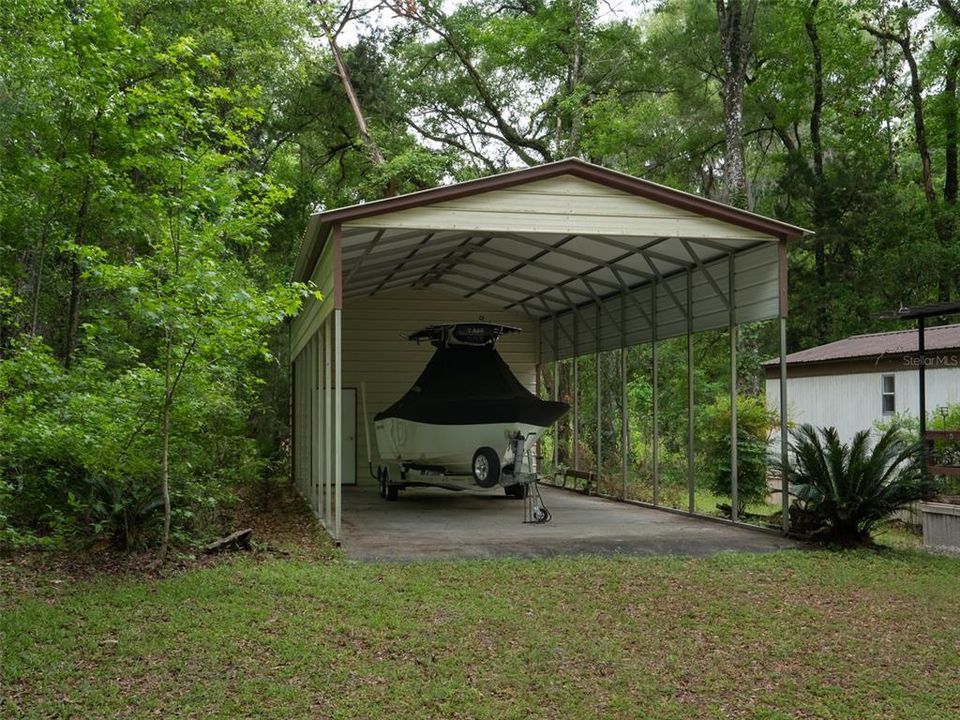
[[343, 176, 776, 239], [342, 286, 538, 482], [542, 243, 780, 360], [291, 237, 337, 358]]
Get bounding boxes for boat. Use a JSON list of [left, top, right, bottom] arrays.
[[373, 322, 569, 498]]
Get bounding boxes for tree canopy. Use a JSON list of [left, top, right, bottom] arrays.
[[2, 0, 958, 551]]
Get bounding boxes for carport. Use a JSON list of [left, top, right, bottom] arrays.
[[289, 158, 807, 545]]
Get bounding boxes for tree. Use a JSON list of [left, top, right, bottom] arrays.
[[715, 0, 760, 208]]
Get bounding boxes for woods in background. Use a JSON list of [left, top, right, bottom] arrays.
[[1, 0, 958, 552]]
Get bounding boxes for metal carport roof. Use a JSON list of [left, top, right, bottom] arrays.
[[289, 158, 809, 543], [292, 158, 806, 362]]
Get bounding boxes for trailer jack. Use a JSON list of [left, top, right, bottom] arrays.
[[500, 432, 551, 524]]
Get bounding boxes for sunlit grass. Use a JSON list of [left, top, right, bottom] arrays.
[[4, 548, 959, 719]]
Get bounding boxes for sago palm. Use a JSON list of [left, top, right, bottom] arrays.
[[781, 424, 938, 545]]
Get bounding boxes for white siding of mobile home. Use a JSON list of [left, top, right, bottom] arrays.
[[342, 286, 538, 485], [766, 365, 960, 443]]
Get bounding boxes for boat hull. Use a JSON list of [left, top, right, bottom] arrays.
[[375, 417, 544, 475]]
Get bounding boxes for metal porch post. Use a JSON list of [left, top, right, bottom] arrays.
[[687, 270, 695, 514], [596, 304, 601, 487], [621, 294, 628, 500], [334, 307, 342, 542], [324, 318, 332, 528], [729, 253, 739, 523], [652, 280, 659, 506], [553, 317, 560, 471], [573, 312, 580, 471], [778, 240, 790, 533]]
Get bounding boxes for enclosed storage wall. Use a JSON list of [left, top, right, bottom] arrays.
[[290, 228, 341, 538]]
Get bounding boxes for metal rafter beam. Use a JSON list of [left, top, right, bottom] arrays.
[[469, 245, 625, 293], [442, 267, 583, 308], [465, 234, 579, 299], [343, 229, 387, 287], [576, 234, 690, 317], [581, 277, 624, 336], [680, 239, 729, 309], [421, 235, 493, 288], [609, 266, 652, 330], [557, 286, 599, 343], [342, 231, 474, 265], [348, 241, 483, 281], [433, 278, 534, 307], [538, 296, 578, 346], [498, 232, 655, 280]]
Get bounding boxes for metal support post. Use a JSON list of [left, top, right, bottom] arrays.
[[687, 271, 695, 514], [729, 253, 738, 522]]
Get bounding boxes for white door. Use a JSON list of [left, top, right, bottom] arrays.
[[342, 388, 357, 485]]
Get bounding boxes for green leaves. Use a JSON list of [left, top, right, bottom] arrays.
[[782, 424, 939, 544], [0, 0, 313, 552]]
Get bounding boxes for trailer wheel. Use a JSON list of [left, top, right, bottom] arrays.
[[472, 447, 501, 488], [377, 467, 387, 499]]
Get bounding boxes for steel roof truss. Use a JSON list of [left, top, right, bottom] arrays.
[[474, 245, 623, 292], [347, 241, 482, 281], [343, 230, 476, 265], [538, 296, 578, 346], [465, 234, 578, 300], [680, 239, 729, 309], [581, 277, 624, 336], [497, 232, 655, 281], [558, 286, 599, 343], [609, 266, 653, 329]]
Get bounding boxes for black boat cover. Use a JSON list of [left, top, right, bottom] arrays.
[[374, 345, 569, 427]]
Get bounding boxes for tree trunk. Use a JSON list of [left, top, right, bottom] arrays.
[[715, 0, 759, 209], [563, 0, 586, 156], [158, 331, 173, 562], [30, 225, 50, 337], [865, 23, 950, 302], [945, 52, 959, 299], [805, 0, 828, 341], [326, 31, 385, 169], [62, 181, 90, 367]]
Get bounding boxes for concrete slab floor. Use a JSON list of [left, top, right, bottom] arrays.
[[339, 484, 802, 561]]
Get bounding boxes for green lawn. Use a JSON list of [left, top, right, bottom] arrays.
[[3, 546, 959, 719]]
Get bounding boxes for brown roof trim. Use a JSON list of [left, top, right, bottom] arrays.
[[763, 352, 959, 379], [295, 159, 810, 281], [763, 323, 960, 367]]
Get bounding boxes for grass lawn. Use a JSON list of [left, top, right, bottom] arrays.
[[3, 541, 960, 719]]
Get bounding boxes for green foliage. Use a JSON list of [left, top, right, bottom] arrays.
[[0, 0, 311, 551], [5, 0, 960, 553], [0, 336, 267, 549], [701, 395, 779, 514], [781, 424, 939, 544], [876, 402, 960, 495]]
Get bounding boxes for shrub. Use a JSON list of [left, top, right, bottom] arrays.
[[780, 424, 939, 545], [701, 395, 778, 514], [0, 337, 262, 551]]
